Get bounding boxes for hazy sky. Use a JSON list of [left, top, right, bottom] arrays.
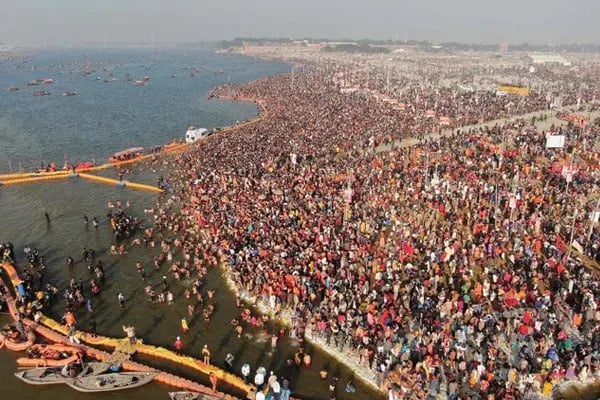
[[2, 0, 599, 46]]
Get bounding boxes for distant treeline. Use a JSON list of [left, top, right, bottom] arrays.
[[218, 37, 600, 53]]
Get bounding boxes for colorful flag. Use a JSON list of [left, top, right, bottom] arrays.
[[556, 235, 567, 253]]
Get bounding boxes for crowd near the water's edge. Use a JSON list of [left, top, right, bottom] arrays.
[[3, 49, 600, 400]]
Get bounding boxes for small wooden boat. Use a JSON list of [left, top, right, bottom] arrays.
[[17, 343, 83, 367], [109, 147, 144, 164], [14, 362, 112, 385], [168, 392, 221, 400], [66, 371, 157, 392], [162, 141, 184, 152]]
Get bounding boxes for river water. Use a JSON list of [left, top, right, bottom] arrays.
[[0, 48, 382, 400]]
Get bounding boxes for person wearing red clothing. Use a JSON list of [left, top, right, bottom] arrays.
[[174, 336, 183, 353]]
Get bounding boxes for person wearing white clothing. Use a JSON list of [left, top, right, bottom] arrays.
[[254, 369, 265, 389], [241, 363, 251, 383]]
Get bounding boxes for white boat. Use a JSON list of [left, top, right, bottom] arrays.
[[66, 371, 157, 392], [185, 126, 209, 144], [15, 362, 112, 385], [168, 392, 220, 400]]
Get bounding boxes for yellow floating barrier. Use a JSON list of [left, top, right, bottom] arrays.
[[78, 173, 164, 193], [0, 264, 241, 399], [0, 173, 73, 186], [37, 315, 253, 394]]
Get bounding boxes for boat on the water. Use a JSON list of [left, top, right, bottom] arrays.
[[66, 371, 157, 393], [33, 90, 50, 96], [185, 126, 209, 144], [62, 91, 77, 96], [162, 140, 184, 152], [109, 147, 144, 164], [132, 80, 144, 86], [17, 343, 83, 368], [14, 362, 112, 385], [168, 392, 221, 400], [7, 87, 19, 92]]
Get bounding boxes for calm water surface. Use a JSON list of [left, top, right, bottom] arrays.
[[0, 48, 381, 400]]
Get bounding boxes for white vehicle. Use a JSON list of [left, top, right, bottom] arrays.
[[185, 126, 209, 144]]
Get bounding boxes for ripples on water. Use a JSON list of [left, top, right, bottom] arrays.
[[0, 47, 286, 170]]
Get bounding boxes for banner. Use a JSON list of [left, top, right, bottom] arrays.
[[497, 85, 530, 96], [546, 135, 565, 148]]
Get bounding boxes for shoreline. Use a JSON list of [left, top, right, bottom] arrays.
[[210, 72, 598, 397]]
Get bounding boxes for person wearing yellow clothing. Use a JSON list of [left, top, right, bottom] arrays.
[[542, 376, 553, 397], [181, 318, 189, 334]]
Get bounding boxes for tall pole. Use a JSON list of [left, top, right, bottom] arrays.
[[424, 152, 429, 189], [587, 197, 600, 244], [566, 208, 579, 261]]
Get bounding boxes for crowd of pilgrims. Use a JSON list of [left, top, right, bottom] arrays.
[[2, 55, 600, 400], [149, 63, 600, 400], [108, 204, 142, 241]]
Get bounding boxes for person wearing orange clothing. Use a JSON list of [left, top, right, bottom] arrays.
[[209, 372, 218, 392], [64, 311, 77, 327]]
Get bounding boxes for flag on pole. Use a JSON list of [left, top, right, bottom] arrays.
[[556, 235, 567, 253]]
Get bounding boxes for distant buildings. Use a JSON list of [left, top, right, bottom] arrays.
[[528, 54, 571, 66]]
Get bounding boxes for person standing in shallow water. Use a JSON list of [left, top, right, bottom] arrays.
[[181, 317, 189, 334], [202, 344, 211, 364], [88, 319, 97, 337], [174, 336, 183, 353], [123, 325, 136, 344], [118, 292, 125, 307]]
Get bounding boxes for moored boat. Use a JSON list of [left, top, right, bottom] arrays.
[[162, 140, 184, 152], [66, 371, 157, 393], [74, 161, 94, 170], [168, 392, 221, 400], [109, 147, 144, 164], [7, 87, 19, 92], [185, 126, 209, 144], [17, 343, 83, 368], [33, 90, 50, 96], [63, 91, 77, 96], [14, 361, 112, 385]]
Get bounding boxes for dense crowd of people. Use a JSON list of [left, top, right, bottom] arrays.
[[3, 49, 600, 400], [147, 54, 600, 399]]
